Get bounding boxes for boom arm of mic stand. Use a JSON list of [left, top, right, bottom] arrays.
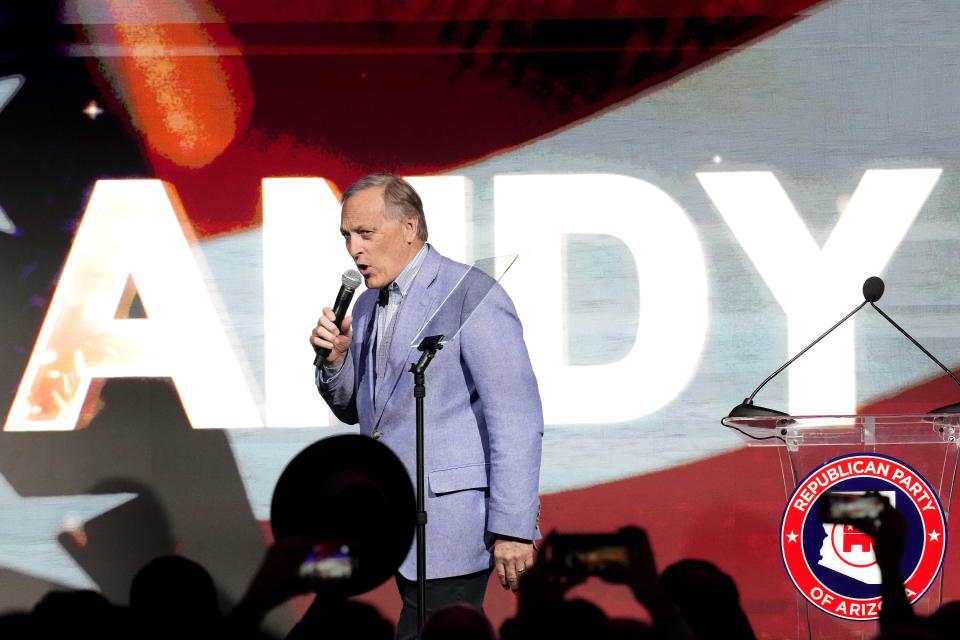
[[745, 299, 869, 406], [869, 302, 960, 413]]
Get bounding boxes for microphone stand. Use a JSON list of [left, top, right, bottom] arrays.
[[868, 303, 960, 413], [410, 334, 444, 632], [729, 300, 869, 417], [727, 275, 960, 418]]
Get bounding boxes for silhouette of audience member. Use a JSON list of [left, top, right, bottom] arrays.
[[841, 495, 949, 639], [510, 595, 612, 640], [32, 589, 130, 639], [873, 623, 941, 640], [860, 494, 915, 631], [660, 559, 756, 640], [419, 603, 496, 640], [596, 527, 695, 640], [286, 598, 393, 640], [129, 555, 221, 640], [928, 600, 960, 639], [225, 535, 397, 639], [0, 611, 34, 639], [504, 528, 694, 640], [604, 616, 657, 640], [225, 537, 319, 638]]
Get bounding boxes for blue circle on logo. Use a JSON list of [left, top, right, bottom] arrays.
[[801, 477, 925, 599]]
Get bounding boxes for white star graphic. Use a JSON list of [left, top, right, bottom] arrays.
[[786, 530, 799, 543], [82, 100, 103, 120], [0, 74, 25, 236], [0, 472, 136, 589], [929, 530, 941, 542]]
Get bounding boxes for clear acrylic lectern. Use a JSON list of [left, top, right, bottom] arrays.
[[723, 413, 960, 639]]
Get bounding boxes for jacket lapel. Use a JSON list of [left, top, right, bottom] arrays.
[[351, 289, 378, 430], [372, 247, 443, 428]]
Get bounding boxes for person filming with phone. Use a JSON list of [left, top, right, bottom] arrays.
[[502, 527, 697, 640]]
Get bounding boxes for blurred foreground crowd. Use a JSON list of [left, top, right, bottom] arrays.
[[1, 506, 957, 640]]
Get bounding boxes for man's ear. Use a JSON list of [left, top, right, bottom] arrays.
[[403, 215, 419, 242]]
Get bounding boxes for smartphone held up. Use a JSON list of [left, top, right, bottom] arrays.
[[545, 533, 641, 577], [818, 490, 889, 529]]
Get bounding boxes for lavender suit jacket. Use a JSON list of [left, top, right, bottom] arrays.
[[317, 245, 544, 580]]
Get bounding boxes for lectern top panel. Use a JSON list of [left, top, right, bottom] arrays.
[[722, 414, 960, 447]]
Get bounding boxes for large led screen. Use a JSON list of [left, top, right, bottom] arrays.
[[2, 1, 960, 635]]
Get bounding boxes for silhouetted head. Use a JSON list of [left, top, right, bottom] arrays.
[[661, 559, 755, 640], [523, 597, 609, 640], [874, 621, 940, 640], [0, 611, 34, 638], [603, 617, 654, 639], [129, 555, 220, 638], [33, 590, 129, 639], [420, 603, 495, 640], [286, 598, 393, 640], [929, 600, 960, 639]]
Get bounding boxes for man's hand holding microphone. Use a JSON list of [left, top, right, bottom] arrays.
[[311, 269, 362, 368]]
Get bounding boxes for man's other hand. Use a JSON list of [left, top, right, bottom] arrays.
[[494, 537, 534, 592]]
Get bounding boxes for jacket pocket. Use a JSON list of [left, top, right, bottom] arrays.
[[428, 462, 490, 495]]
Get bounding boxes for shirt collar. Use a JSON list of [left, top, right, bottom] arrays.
[[380, 243, 428, 303]]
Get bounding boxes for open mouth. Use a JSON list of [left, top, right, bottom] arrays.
[[357, 264, 370, 276]]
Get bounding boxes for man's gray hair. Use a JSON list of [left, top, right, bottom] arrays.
[[341, 173, 428, 242]]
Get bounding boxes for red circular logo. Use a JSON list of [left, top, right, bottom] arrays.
[[781, 454, 946, 620]]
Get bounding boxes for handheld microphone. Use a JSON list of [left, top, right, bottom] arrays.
[[314, 269, 363, 367]]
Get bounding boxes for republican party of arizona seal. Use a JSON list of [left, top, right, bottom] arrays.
[[781, 453, 946, 621]]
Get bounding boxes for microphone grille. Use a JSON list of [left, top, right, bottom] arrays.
[[863, 276, 885, 302], [342, 269, 363, 290]]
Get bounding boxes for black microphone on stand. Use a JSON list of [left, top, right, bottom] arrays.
[[728, 276, 960, 417], [862, 275, 885, 303], [314, 269, 363, 367]]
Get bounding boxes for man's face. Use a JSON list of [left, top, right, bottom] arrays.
[[340, 186, 421, 289]]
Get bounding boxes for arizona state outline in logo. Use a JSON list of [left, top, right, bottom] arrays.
[[781, 453, 947, 620]]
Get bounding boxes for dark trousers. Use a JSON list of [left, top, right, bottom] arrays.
[[394, 569, 491, 640]]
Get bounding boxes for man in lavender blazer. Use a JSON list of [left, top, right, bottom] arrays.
[[311, 174, 543, 637]]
